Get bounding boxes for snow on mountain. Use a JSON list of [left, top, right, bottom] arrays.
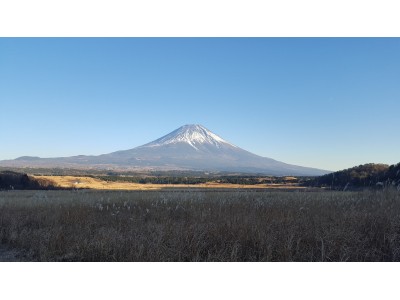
[[0, 124, 330, 176], [84, 124, 330, 175], [142, 124, 237, 150]]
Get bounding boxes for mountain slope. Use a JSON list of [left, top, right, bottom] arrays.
[[304, 163, 400, 189], [143, 124, 238, 150], [0, 124, 329, 176]]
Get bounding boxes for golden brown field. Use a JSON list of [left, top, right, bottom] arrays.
[[33, 175, 306, 190]]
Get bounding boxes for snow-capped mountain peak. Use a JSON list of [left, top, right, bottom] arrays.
[[142, 124, 237, 150], [0, 123, 330, 176]]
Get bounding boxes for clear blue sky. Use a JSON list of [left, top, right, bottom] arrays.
[[1, 38, 399, 171]]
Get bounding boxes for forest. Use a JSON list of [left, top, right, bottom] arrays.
[[304, 163, 400, 190]]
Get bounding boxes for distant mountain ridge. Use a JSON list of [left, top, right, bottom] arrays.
[[0, 124, 329, 176]]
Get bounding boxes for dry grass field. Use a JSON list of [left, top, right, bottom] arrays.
[[1, 189, 400, 261], [33, 175, 305, 190]]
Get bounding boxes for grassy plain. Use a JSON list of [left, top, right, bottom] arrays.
[[33, 175, 305, 190], [1, 189, 399, 261]]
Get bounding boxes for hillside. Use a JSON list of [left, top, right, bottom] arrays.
[[0, 171, 57, 190], [305, 163, 400, 189]]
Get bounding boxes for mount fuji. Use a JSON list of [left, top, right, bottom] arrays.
[[0, 124, 329, 176]]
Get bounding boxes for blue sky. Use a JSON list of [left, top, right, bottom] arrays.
[[0, 38, 399, 171]]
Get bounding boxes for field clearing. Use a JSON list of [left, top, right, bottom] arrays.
[[1, 189, 400, 261], [33, 175, 306, 190]]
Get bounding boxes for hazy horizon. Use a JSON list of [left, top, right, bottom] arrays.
[[1, 38, 399, 171]]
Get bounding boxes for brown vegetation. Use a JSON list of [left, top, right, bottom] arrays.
[[33, 175, 305, 190], [1, 189, 400, 261]]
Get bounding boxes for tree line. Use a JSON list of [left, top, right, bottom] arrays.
[[303, 163, 400, 189], [94, 175, 301, 185], [0, 171, 60, 190]]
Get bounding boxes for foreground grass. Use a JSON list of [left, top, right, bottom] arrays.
[[0, 189, 399, 261]]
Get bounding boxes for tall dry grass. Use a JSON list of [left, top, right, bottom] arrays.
[[1, 189, 400, 261]]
